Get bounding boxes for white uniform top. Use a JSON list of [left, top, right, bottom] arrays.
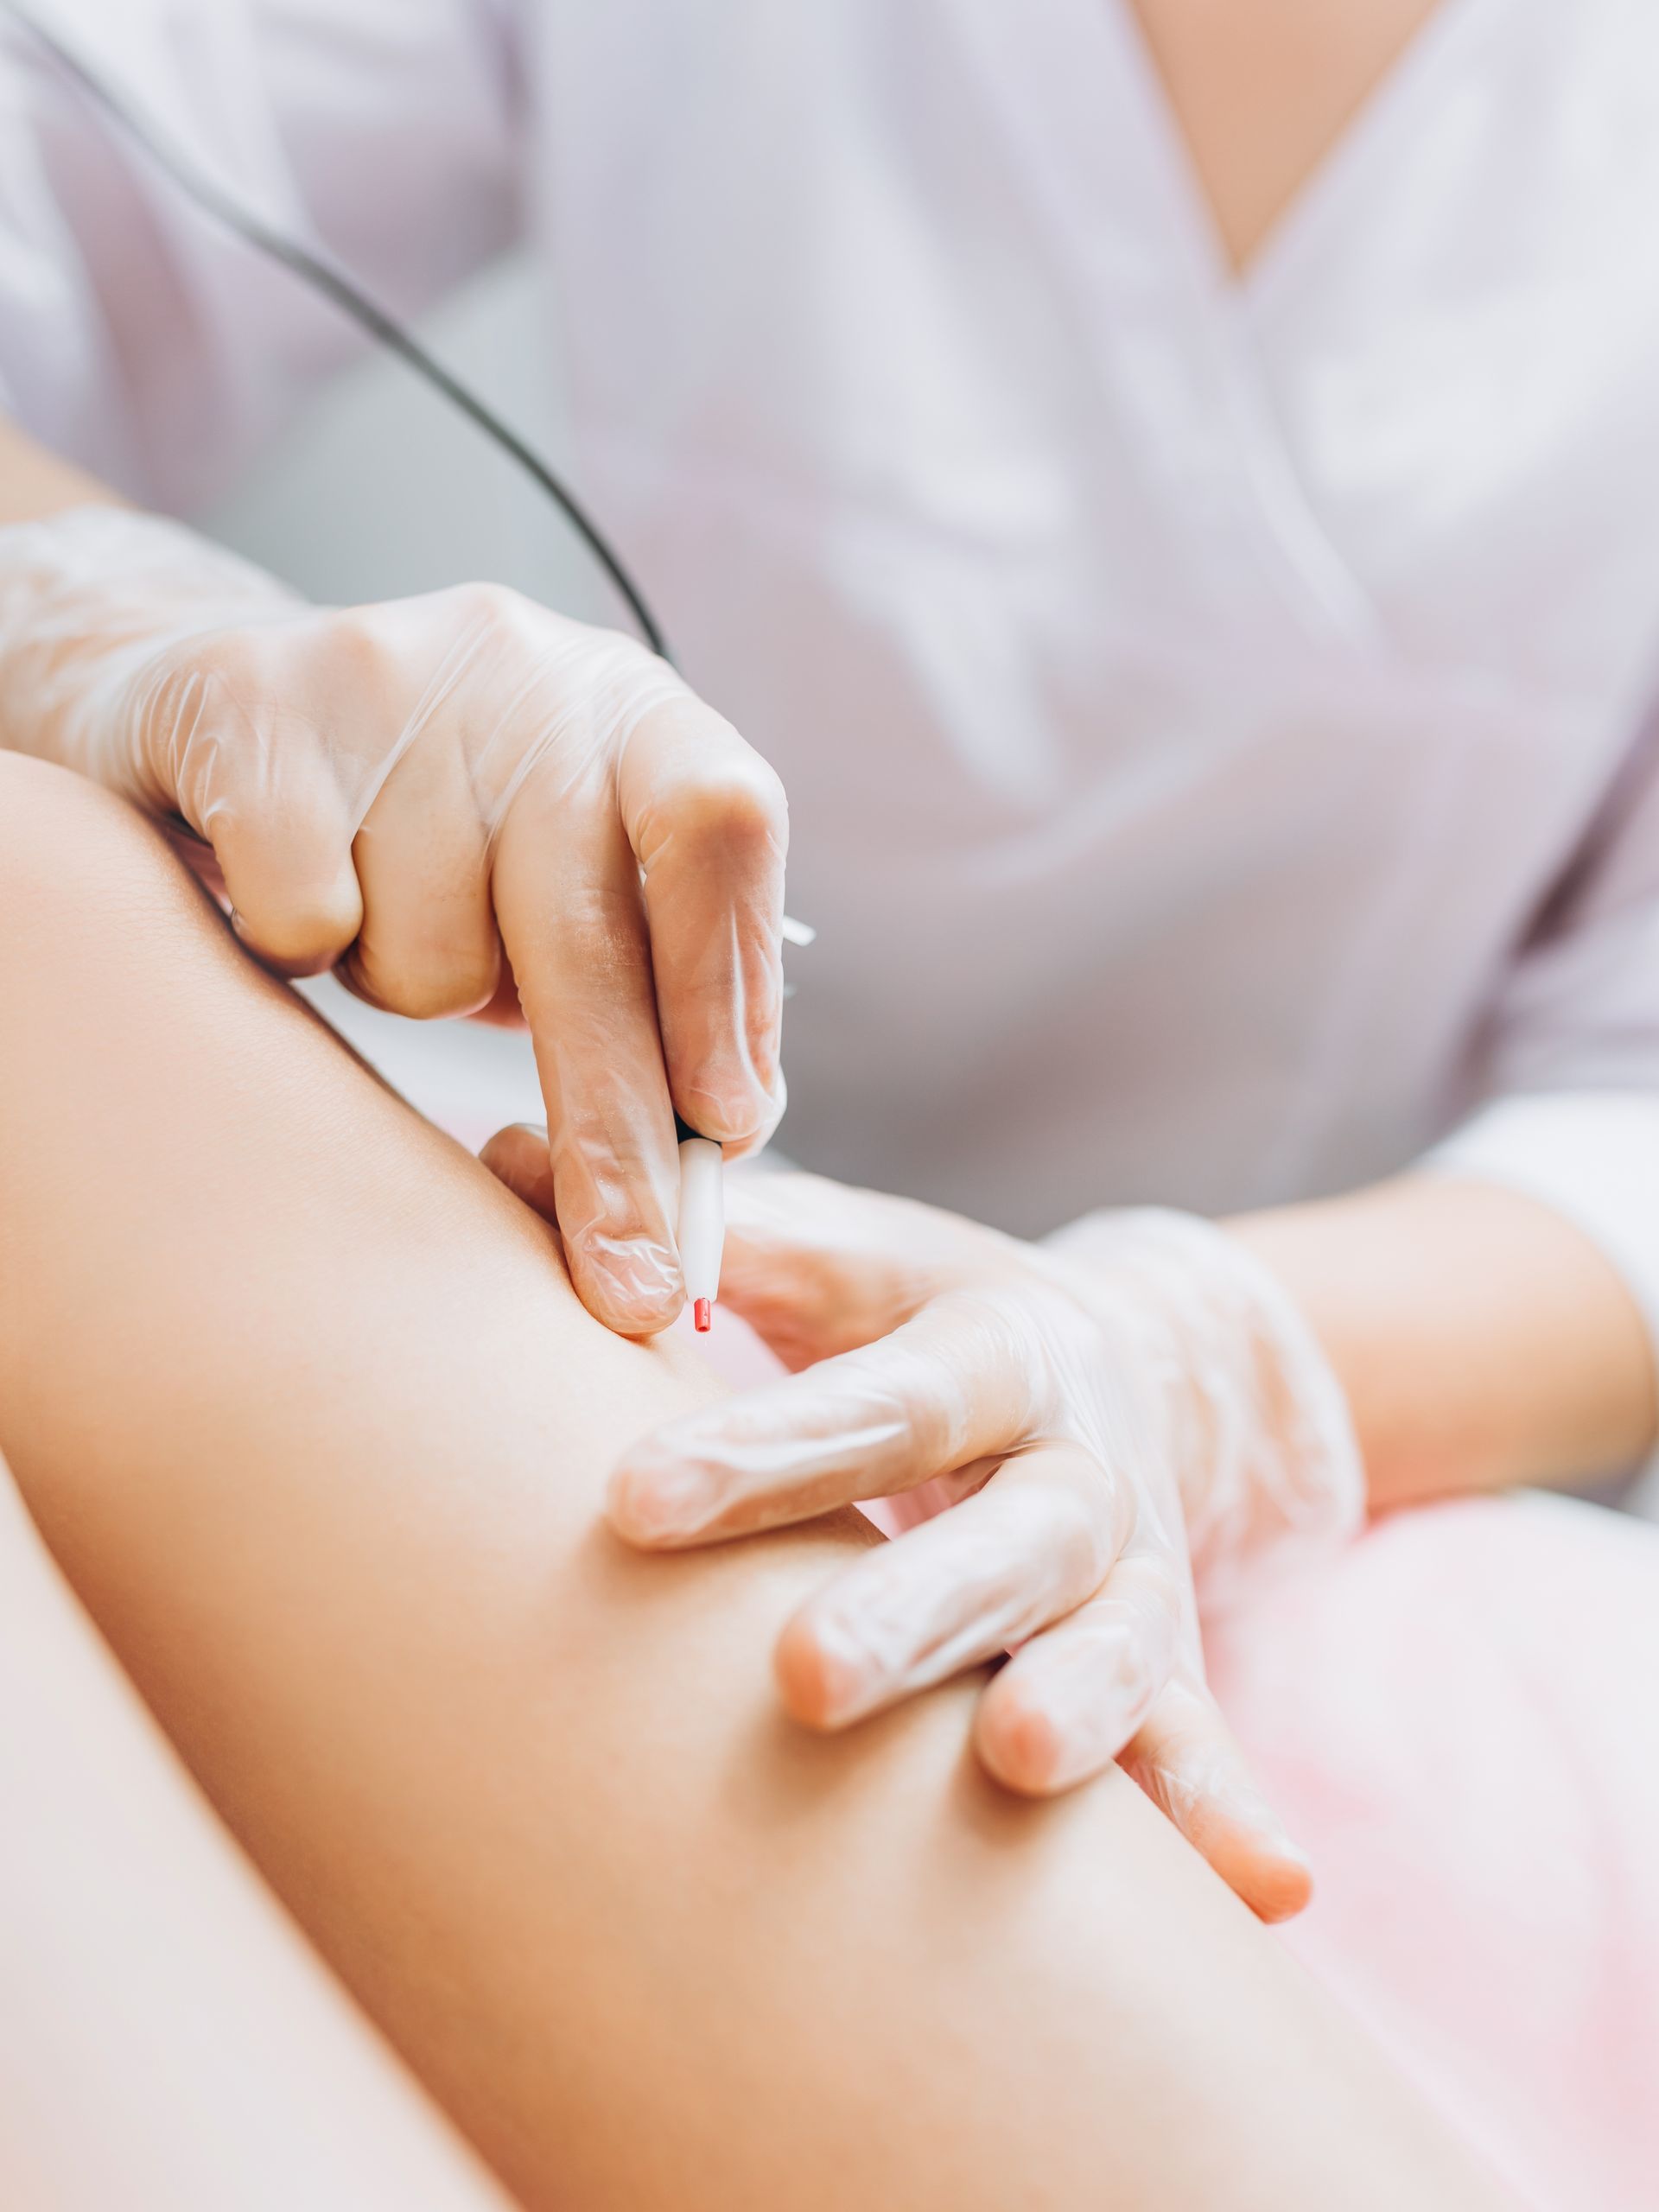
[[6, 0, 1659, 1363]]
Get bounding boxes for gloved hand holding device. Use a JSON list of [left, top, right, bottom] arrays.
[[0, 503, 787, 1333], [487, 1137, 1362, 1919]]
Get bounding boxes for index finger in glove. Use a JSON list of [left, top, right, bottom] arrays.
[[616, 690, 788, 1152], [492, 761, 684, 1337], [606, 1287, 1076, 1545]]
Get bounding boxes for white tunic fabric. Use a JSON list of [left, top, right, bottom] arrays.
[[4, 0, 1659, 1355]]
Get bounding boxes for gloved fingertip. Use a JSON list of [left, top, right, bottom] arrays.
[[976, 1624, 1153, 1797], [478, 1122, 556, 1217], [1252, 1859, 1314, 1924], [592, 1278, 685, 1336], [973, 1688, 1068, 1796], [478, 1119, 549, 1168], [1226, 1825, 1314, 1924], [605, 1449, 718, 1547], [569, 1233, 684, 1338], [1138, 1727, 1317, 1922], [775, 1608, 878, 1732], [675, 1076, 774, 1150]]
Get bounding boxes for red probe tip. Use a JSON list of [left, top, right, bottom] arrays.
[[694, 1298, 713, 1333]]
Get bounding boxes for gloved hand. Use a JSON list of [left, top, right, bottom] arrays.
[[485, 1136, 1363, 1920], [0, 504, 786, 1333]]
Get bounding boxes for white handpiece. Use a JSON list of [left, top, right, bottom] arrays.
[[676, 1126, 725, 1332], [675, 913, 805, 1327]]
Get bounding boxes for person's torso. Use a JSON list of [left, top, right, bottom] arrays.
[[524, 0, 1659, 1230]]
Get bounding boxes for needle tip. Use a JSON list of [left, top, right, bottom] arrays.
[[694, 1297, 713, 1333]]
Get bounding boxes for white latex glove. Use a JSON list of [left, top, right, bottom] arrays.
[[485, 1139, 1361, 1919], [0, 505, 787, 1332]]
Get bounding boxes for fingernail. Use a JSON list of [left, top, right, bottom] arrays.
[[1229, 1795, 1311, 1873], [680, 1073, 775, 1147], [1265, 1827, 1313, 1873], [607, 1452, 721, 1543]]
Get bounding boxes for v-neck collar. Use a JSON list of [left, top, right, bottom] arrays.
[[1092, 0, 1497, 305], [947, 0, 1497, 648], [1222, 0, 1500, 316]]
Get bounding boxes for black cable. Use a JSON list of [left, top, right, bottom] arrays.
[[1, 1, 674, 663]]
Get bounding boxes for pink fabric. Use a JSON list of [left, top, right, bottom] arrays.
[[1207, 1492, 1659, 2212]]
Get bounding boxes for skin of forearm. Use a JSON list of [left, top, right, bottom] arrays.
[[0, 755, 1507, 2212], [1230, 1176, 1659, 1508]]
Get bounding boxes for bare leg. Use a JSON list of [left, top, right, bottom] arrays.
[[0, 1453, 510, 2210], [0, 755, 1509, 2210]]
